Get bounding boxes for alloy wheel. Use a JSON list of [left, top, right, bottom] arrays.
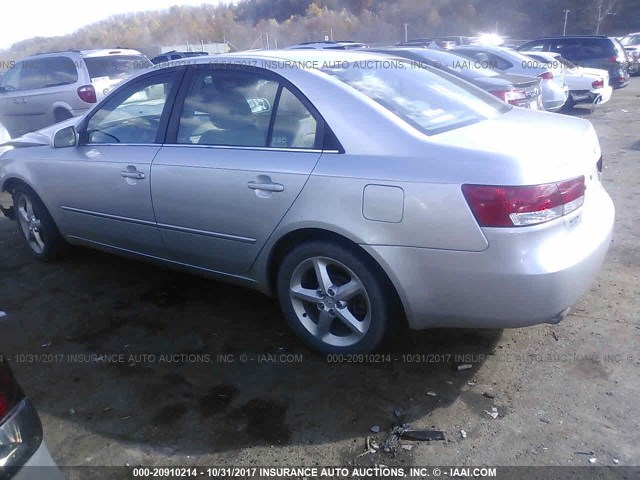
[[16, 194, 45, 254], [288, 256, 372, 347]]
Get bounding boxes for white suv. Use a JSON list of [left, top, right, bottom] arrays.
[[0, 48, 152, 137]]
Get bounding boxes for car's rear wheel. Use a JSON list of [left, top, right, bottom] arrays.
[[276, 241, 393, 354], [12, 187, 66, 261]]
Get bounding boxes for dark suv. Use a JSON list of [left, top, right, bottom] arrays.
[[516, 36, 629, 88]]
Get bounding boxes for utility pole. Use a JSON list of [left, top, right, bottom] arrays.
[[404, 23, 409, 43], [563, 9, 570, 36]]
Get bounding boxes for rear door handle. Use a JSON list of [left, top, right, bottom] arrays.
[[247, 181, 284, 192]]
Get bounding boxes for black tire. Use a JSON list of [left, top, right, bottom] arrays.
[[276, 241, 394, 354], [562, 94, 575, 112], [12, 186, 66, 262], [54, 109, 73, 123]]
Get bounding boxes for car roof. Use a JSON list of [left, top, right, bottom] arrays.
[[25, 48, 144, 60], [192, 49, 390, 66], [522, 35, 613, 41], [453, 45, 512, 53]]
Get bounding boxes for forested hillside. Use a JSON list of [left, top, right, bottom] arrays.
[[2, 0, 638, 60]]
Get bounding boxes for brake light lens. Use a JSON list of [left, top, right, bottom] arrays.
[[462, 176, 585, 227], [537, 71, 553, 80], [491, 89, 528, 106], [597, 156, 603, 173], [77, 85, 97, 104], [592, 78, 604, 89], [0, 360, 19, 421]]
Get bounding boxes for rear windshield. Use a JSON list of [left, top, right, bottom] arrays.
[[550, 38, 617, 59], [620, 35, 640, 46], [417, 50, 501, 78], [321, 60, 508, 136], [84, 55, 152, 81]]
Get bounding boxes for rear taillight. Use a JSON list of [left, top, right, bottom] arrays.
[[77, 85, 97, 104], [0, 356, 43, 472], [0, 358, 20, 421], [491, 89, 528, 106], [610, 55, 626, 63], [0, 391, 9, 419], [462, 176, 585, 227], [592, 78, 604, 89], [597, 156, 603, 173], [537, 71, 553, 80]]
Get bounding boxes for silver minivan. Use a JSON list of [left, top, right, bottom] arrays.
[[0, 49, 151, 137]]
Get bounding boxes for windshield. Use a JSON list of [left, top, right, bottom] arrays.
[[84, 55, 152, 81], [621, 35, 640, 46], [322, 60, 508, 136]]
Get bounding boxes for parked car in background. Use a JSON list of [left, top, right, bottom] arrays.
[[150, 50, 209, 64], [369, 47, 542, 109], [453, 45, 568, 111], [0, 355, 64, 480], [0, 49, 152, 138], [398, 36, 476, 49], [619, 33, 640, 75], [0, 50, 614, 354], [287, 41, 368, 50], [522, 51, 612, 109], [516, 36, 629, 88]]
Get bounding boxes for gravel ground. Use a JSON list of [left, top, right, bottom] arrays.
[[0, 79, 639, 473]]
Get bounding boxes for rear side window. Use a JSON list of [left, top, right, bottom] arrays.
[[177, 71, 279, 147], [42, 57, 78, 86], [84, 55, 152, 81], [270, 88, 318, 149]]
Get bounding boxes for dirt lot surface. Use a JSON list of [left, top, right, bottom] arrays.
[[1, 80, 639, 474]]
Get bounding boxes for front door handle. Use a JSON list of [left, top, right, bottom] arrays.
[[247, 181, 284, 192], [121, 169, 145, 180]]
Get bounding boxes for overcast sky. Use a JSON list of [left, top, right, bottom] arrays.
[[1, 1, 228, 49]]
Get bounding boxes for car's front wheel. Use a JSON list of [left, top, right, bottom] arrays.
[[276, 241, 394, 354], [12, 186, 66, 261]]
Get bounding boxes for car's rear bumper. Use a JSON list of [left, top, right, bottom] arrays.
[[12, 442, 65, 480], [363, 184, 614, 329]]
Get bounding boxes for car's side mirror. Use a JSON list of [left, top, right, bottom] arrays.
[[52, 126, 77, 148]]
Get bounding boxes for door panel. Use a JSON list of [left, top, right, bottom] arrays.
[[46, 70, 180, 255], [151, 147, 321, 273], [51, 145, 164, 256], [151, 67, 324, 274]]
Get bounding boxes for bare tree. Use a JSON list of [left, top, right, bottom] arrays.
[[594, 0, 617, 35]]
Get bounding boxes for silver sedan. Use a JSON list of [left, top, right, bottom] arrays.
[[0, 51, 614, 354], [453, 45, 570, 111]]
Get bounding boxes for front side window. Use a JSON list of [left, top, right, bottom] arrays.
[[0, 63, 21, 91], [322, 61, 508, 136], [86, 72, 175, 144]]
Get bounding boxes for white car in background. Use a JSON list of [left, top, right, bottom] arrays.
[[522, 51, 612, 110]]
